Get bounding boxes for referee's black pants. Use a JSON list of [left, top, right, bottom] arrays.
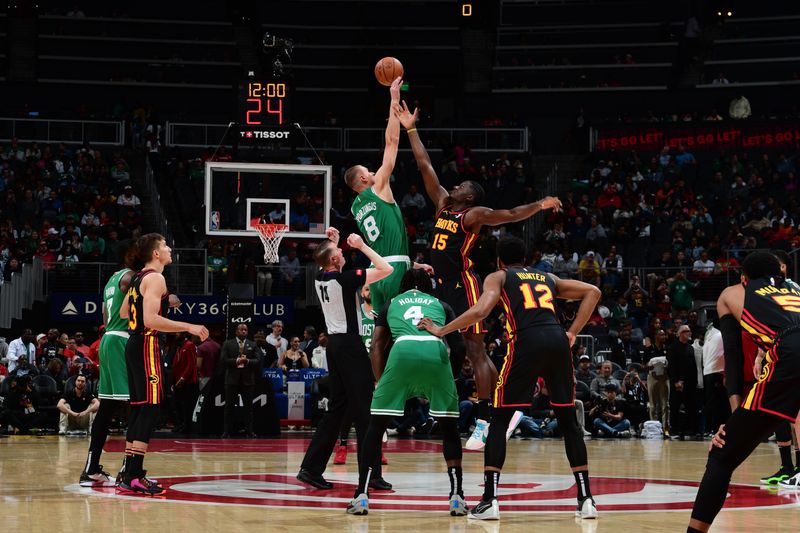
[[300, 334, 382, 478]]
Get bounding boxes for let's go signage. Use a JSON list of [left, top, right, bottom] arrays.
[[593, 121, 800, 152]]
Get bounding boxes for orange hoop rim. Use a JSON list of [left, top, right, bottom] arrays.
[[253, 223, 289, 238]]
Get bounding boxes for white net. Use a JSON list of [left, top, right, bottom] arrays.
[[253, 224, 288, 263]]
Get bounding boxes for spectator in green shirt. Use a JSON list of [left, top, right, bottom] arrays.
[[668, 271, 696, 314], [82, 229, 105, 261]]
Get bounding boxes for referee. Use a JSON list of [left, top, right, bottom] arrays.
[[297, 227, 394, 490]]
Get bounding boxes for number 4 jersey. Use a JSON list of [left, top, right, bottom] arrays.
[[386, 289, 447, 341], [500, 267, 559, 335]]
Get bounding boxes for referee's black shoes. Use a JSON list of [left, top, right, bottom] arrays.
[[368, 477, 393, 491], [297, 469, 333, 490]]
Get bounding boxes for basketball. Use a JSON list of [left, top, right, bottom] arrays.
[[374, 56, 403, 86]]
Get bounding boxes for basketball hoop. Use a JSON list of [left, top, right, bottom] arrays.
[[253, 224, 288, 263]]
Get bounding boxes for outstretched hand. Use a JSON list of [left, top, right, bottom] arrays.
[[566, 331, 576, 347], [390, 76, 403, 102], [541, 196, 563, 213], [417, 317, 444, 337], [395, 100, 419, 130], [414, 262, 434, 276]]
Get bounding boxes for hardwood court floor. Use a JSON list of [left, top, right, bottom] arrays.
[[1, 433, 799, 532]]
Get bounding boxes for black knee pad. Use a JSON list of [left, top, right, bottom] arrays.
[[439, 418, 463, 461], [554, 405, 587, 468]]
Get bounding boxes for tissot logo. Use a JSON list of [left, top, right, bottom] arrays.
[[240, 131, 291, 139], [62, 301, 79, 315]]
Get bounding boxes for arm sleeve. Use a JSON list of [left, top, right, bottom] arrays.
[[720, 314, 744, 397], [441, 302, 466, 369]]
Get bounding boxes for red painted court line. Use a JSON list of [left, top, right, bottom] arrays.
[[104, 437, 454, 454]]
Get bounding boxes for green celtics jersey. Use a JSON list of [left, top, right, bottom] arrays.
[[386, 290, 446, 341], [360, 304, 376, 350], [104, 268, 131, 332], [350, 186, 408, 257]]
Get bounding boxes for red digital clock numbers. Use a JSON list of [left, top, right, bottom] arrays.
[[241, 80, 290, 126], [245, 98, 283, 125]]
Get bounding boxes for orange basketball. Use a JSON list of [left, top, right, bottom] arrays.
[[374, 57, 403, 86]]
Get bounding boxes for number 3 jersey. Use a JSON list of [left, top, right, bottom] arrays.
[[431, 206, 479, 280], [500, 267, 560, 336], [741, 276, 800, 351], [385, 289, 447, 341], [126, 269, 169, 336], [351, 186, 408, 258]]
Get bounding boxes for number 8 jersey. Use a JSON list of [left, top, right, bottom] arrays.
[[500, 266, 559, 337], [351, 186, 408, 257]]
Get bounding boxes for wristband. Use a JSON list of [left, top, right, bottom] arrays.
[[406, 128, 417, 134]]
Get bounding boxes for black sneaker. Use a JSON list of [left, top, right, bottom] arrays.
[[80, 466, 112, 487], [368, 477, 393, 491], [297, 469, 333, 489], [761, 467, 795, 485], [468, 498, 499, 520], [118, 475, 165, 495]]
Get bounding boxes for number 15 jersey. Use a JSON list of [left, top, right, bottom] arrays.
[[430, 207, 479, 279], [500, 267, 559, 336]]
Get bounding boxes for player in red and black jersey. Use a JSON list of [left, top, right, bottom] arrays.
[[689, 251, 800, 532], [119, 233, 209, 495], [420, 236, 601, 520], [398, 102, 562, 449]]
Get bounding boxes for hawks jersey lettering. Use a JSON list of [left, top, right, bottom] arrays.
[[741, 276, 800, 351], [360, 304, 376, 350], [127, 269, 169, 336], [430, 207, 479, 278], [386, 290, 446, 341], [350, 186, 408, 257], [104, 268, 131, 332], [499, 267, 560, 338]]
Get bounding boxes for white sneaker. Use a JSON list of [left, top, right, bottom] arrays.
[[346, 493, 369, 515], [505, 411, 524, 441], [466, 419, 489, 451], [576, 497, 598, 519], [468, 498, 499, 520], [449, 494, 468, 516], [778, 470, 800, 490]]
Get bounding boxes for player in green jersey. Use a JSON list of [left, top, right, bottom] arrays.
[[347, 269, 467, 516], [345, 76, 411, 313], [79, 241, 136, 486], [79, 241, 182, 487]]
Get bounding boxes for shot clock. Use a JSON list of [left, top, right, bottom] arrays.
[[238, 78, 292, 126], [236, 78, 294, 145]]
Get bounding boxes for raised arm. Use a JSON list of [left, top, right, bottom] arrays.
[[372, 77, 403, 201], [464, 197, 562, 232], [551, 274, 602, 345], [420, 270, 505, 337], [397, 101, 449, 209], [346, 234, 393, 285]]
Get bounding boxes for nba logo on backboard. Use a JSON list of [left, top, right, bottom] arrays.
[[210, 211, 220, 231]]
